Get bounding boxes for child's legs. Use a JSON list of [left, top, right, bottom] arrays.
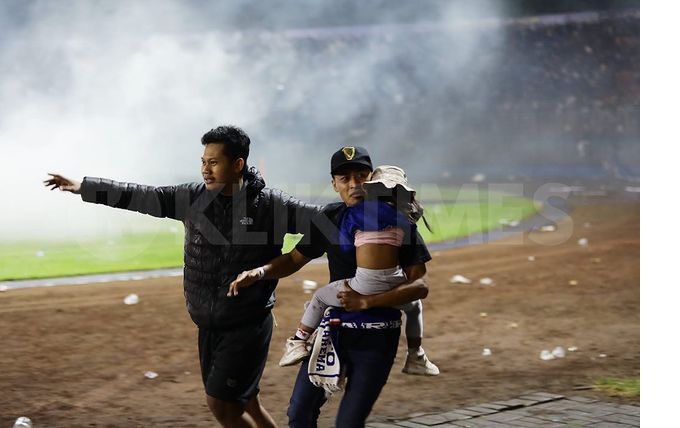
[[394, 299, 424, 345], [299, 279, 347, 331]]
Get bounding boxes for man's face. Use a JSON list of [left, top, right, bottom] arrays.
[[201, 143, 243, 194], [332, 166, 371, 206]]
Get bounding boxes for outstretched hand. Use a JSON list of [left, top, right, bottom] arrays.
[[43, 173, 81, 194], [337, 280, 369, 311], [227, 268, 263, 297]]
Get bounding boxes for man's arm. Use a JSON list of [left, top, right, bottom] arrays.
[[44, 174, 189, 220], [227, 249, 312, 296], [337, 263, 429, 311], [278, 190, 323, 235]]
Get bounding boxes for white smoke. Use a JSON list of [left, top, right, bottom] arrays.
[[0, 0, 507, 241]]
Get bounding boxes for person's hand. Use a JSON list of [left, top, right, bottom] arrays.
[[227, 267, 264, 297], [43, 173, 81, 194], [337, 280, 369, 311]]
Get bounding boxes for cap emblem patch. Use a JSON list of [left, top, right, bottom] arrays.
[[342, 147, 356, 160]]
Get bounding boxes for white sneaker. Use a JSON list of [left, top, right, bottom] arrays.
[[402, 351, 440, 376], [279, 337, 310, 367]]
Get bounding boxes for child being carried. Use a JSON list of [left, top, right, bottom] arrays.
[[279, 165, 439, 376]]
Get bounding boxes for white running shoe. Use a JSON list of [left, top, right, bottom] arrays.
[[402, 351, 440, 376], [279, 337, 310, 367]]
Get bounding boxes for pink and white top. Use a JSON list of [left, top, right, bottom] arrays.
[[353, 227, 405, 247]]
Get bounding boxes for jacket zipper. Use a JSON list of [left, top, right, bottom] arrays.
[[209, 198, 231, 329]]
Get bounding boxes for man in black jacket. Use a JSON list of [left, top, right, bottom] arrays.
[[44, 125, 319, 428]]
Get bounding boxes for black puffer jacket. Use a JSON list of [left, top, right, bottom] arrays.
[[80, 167, 320, 329]]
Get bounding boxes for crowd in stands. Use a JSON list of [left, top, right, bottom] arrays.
[[235, 10, 640, 179]]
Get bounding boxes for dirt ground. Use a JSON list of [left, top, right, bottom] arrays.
[[0, 202, 639, 427]]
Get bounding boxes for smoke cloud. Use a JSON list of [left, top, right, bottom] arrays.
[[0, 0, 637, 241], [0, 0, 510, 241]]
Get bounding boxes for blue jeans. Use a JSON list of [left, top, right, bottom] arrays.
[[287, 327, 400, 428]]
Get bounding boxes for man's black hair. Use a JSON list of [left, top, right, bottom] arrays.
[[201, 125, 250, 174]]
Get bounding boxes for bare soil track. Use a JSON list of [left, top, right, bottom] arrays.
[[0, 202, 639, 427]]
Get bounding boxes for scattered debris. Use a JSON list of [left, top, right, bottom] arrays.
[[552, 346, 566, 358], [541, 346, 569, 360], [144, 371, 159, 379], [302, 280, 318, 289], [569, 280, 579, 286], [507, 322, 519, 328], [540, 350, 555, 361], [482, 348, 492, 357], [13, 417, 32, 428], [123, 294, 139, 305], [578, 238, 589, 247], [184, 371, 191, 375], [598, 353, 607, 358], [479, 277, 494, 286], [540, 225, 556, 232], [302, 280, 318, 293], [449, 274, 472, 284], [479, 312, 488, 318], [568, 346, 579, 352], [0, 285, 8, 292], [527, 256, 536, 261]]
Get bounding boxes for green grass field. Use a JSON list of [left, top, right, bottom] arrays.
[[594, 377, 640, 397], [0, 190, 537, 281]]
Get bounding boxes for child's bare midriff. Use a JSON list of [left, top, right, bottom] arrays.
[[355, 244, 400, 270]]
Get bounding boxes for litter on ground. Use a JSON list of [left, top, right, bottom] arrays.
[[144, 371, 158, 379], [552, 346, 566, 358], [479, 277, 494, 286], [123, 294, 139, 305], [302, 280, 318, 294], [449, 274, 472, 284], [540, 350, 555, 361]]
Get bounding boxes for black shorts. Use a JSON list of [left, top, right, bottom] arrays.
[[198, 312, 273, 404]]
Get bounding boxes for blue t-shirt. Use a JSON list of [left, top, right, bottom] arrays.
[[338, 200, 415, 251]]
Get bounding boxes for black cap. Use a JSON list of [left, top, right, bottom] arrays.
[[330, 146, 373, 175]]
